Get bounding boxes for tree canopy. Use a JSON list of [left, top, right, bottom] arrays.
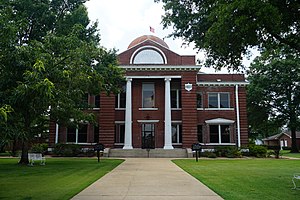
[[247, 49, 300, 152], [0, 0, 124, 163], [156, 0, 300, 70]]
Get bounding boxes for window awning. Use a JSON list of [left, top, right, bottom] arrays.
[[205, 118, 235, 124]]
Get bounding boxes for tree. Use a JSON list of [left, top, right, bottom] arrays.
[[0, 0, 124, 164], [156, 0, 300, 70], [247, 49, 300, 152]]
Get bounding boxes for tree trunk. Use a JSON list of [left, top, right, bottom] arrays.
[[290, 128, 299, 153], [18, 141, 29, 165]]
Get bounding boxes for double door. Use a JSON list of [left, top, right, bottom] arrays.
[[141, 124, 155, 149]]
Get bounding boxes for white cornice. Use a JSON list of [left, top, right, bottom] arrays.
[[120, 65, 201, 71], [197, 81, 249, 86], [125, 75, 181, 79]]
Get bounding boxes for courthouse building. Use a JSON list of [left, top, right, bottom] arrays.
[[49, 35, 248, 152]]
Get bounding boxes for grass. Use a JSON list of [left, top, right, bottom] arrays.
[[281, 150, 300, 158], [173, 159, 300, 200], [0, 157, 124, 200]]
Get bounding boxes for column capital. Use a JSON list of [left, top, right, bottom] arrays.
[[164, 77, 171, 82], [126, 77, 132, 82]]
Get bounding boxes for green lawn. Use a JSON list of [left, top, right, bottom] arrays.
[[281, 150, 300, 158], [0, 158, 123, 200], [173, 159, 300, 200]]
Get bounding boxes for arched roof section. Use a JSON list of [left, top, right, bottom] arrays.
[[128, 35, 169, 49]]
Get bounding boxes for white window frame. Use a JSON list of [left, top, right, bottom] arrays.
[[209, 124, 231, 144], [142, 83, 155, 108], [66, 124, 90, 144], [114, 122, 125, 144], [207, 92, 231, 110], [172, 123, 182, 144], [115, 85, 126, 110], [171, 89, 181, 109]]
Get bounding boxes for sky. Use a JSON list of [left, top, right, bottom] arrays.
[[85, 0, 257, 73]]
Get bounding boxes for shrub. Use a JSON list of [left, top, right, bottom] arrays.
[[207, 152, 217, 158], [52, 143, 82, 157], [214, 146, 242, 158], [282, 146, 291, 150], [267, 146, 281, 159], [249, 145, 267, 157], [31, 143, 48, 155]]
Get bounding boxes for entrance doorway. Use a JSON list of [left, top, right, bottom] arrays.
[[141, 124, 155, 149]]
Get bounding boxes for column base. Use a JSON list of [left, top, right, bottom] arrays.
[[123, 146, 133, 149], [163, 145, 174, 150]]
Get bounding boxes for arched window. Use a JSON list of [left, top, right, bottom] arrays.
[[131, 46, 167, 64]]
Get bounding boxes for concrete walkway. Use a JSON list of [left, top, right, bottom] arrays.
[[72, 158, 223, 200]]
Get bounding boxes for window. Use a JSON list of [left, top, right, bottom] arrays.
[[94, 125, 99, 143], [67, 124, 88, 143], [78, 124, 87, 143], [115, 86, 126, 108], [197, 93, 203, 108], [115, 124, 125, 143], [220, 93, 230, 108], [142, 83, 155, 108], [221, 125, 230, 143], [209, 125, 219, 143], [171, 82, 181, 109], [67, 127, 76, 143], [197, 125, 203, 143], [133, 49, 165, 64], [171, 90, 181, 108], [209, 124, 231, 143], [94, 95, 100, 108], [172, 124, 182, 144], [208, 93, 230, 109]]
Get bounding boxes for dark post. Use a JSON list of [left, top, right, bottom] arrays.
[[192, 143, 202, 162], [94, 143, 104, 163]]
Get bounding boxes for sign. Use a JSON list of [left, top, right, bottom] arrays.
[[94, 143, 104, 163], [192, 143, 202, 162], [185, 83, 192, 91], [192, 143, 202, 151], [94, 143, 104, 151]]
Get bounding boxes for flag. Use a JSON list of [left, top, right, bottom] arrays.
[[150, 26, 155, 33]]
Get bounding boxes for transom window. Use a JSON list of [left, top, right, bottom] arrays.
[[142, 83, 155, 108], [208, 92, 230, 108], [209, 125, 230, 143]]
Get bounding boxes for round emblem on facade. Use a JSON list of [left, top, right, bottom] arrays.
[[185, 83, 192, 91]]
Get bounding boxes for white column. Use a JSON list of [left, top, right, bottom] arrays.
[[55, 123, 59, 144], [123, 78, 133, 149], [235, 85, 241, 148], [75, 128, 78, 144], [164, 78, 174, 149]]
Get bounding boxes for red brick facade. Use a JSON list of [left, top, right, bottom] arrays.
[[49, 35, 249, 149]]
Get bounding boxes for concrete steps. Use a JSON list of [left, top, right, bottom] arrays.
[[107, 148, 189, 158]]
